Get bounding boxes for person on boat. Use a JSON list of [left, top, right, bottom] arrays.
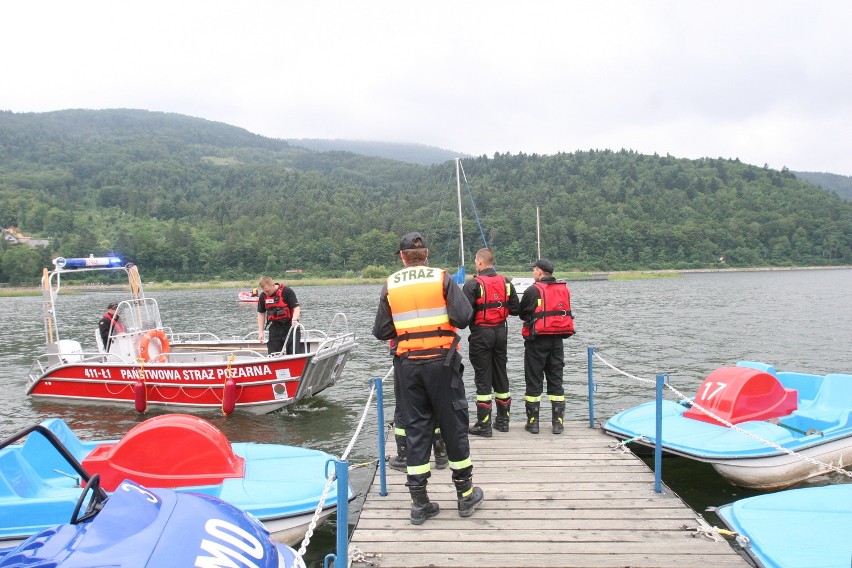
[[518, 258, 575, 435], [372, 231, 484, 525], [98, 301, 124, 351], [462, 248, 520, 436], [256, 276, 302, 355]]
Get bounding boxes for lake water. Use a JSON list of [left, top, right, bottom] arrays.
[[1, 268, 850, 564]]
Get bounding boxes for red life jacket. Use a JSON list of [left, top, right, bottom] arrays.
[[473, 273, 510, 326], [263, 285, 292, 321], [522, 281, 575, 338], [104, 312, 124, 333]]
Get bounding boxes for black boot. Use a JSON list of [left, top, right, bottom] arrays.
[[433, 431, 448, 469], [408, 484, 439, 525], [552, 401, 565, 434], [525, 401, 540, 434], [388, 434, 407, 472], [469, 402, 493, 437], [494, 398, 511, 432], [454, 477, 484, 518]]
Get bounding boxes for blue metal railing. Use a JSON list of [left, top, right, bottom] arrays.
[[586, 345, 665, 494]]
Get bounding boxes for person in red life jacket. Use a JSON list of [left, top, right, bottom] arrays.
[[98, 301, 125, 351], [518, 258, 575, 435], [257, 276, 302, 355], [372, 231, 483, 525], [461, 248, 520, 436]]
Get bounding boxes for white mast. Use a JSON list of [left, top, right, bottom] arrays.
[[536, 204, 541, 259], [456, 158, 465, 269]]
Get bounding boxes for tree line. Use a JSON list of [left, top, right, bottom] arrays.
[[1, 109, 850, 285]]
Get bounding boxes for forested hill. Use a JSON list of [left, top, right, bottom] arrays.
[[286, 138, 468, 165], [792, 171, 852, 202], [1, 109, 850, 285]]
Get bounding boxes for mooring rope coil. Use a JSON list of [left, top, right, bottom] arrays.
[[594, 351, 852, 479]]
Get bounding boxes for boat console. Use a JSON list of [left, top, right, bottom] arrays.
[[82, 414, 245, 491], [683, 366, 798, 426]]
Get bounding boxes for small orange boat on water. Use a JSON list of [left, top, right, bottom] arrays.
[[238, 288, 259, 302]]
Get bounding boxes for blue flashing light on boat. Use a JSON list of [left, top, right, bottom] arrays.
[[53, 255, 124, 269]]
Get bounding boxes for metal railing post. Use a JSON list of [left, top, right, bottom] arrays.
[[323, 458, 350, 568], [654, 374, 666, 494], [587, 346, 596, 428], [373, 376, 388, 496]]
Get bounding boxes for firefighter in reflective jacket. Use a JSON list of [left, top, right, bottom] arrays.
[[518, 258, 575, 435], [462, 248, 519, 436], [373, 232, 484, 525]]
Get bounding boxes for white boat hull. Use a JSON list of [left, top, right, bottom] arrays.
[[710, 437, 852, 489]]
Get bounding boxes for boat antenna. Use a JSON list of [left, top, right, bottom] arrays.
[[455, 158, 465, 269]]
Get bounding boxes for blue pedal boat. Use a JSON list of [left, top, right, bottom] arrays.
[[602, 361, 852, 489], [716, 484, 852, 568], [0, 477, 305, 568], [0, 414, 353, 548]]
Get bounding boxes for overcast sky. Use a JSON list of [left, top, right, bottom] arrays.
[[4, 1, 851, 175]]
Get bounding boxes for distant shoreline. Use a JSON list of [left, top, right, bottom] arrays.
[[1, 265, 848, 297], [608, 265, 852, 275]]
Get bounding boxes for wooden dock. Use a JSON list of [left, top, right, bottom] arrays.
[[349, 422, 748, 568]]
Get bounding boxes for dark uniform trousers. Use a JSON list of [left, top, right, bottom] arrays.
[[267, 322, 303, 355], [468, 323, 510, 398], [523, 335, 565, 398], [397, 351, 472, 487]]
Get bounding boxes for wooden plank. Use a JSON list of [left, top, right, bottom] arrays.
[[349, 553, 748, 568], [353, 517, 704, 530], [349, 421, 748, 568], [350, 528, 721, 542], [361, 489, 693, 508], [354, 541, 737, 554]]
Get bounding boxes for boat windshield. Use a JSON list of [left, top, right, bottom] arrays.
[[113, 298, 163, 334]]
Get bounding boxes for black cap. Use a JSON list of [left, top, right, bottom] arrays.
[[530, 258, 554, 273], [398, 232, 427, 252], [107, 302, 119, 310]]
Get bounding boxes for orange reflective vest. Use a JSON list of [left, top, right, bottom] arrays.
[[387, 266, 459, 358], [522, 281, 575, 338]]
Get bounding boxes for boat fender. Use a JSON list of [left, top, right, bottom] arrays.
[[222, 376, 236, 416], [134, 379, 147, 413], [139, 329, 171, 362]]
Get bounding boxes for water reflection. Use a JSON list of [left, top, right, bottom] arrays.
[[1, 269, 850, 564]]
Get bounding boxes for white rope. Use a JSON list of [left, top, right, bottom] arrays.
[[293, 365, 394, 567], [594, 351, 852, 479], [593, 351, 656, 384], [685, 517, 743, 543]]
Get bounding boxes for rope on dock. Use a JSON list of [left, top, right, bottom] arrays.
[[292, 365, 394, 567], [608, 434, 647, 453], [593, 351, 852, 480], [685, 517, 745, 543]]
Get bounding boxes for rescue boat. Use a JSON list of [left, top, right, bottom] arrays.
[[26, 256, 357, 415], [238, 289, 259, 302], [603, 361, 852, 489], [0, 414, 352, 550]]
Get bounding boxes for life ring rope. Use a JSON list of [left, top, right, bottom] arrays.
[[139, 329, 171, 363]]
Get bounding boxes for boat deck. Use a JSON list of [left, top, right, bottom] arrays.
[[350, 422, 748, 568]]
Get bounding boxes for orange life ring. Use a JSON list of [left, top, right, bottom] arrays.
[[139, 329, 171, 363]]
